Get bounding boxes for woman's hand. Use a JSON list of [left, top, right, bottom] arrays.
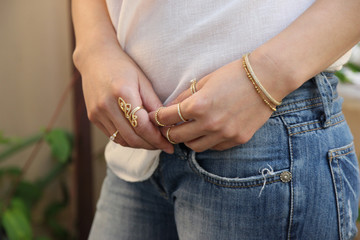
[[74, 45, 173, 153], [149, 59, 280, 152]]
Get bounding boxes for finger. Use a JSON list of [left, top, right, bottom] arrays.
[[167, 78, 206, 106], [94, 118, 128, 146], [184, 134, 224, 153], [130, 108, 174, 153], [110, 99, 174, 153], [149, 104, 181, 127], [108, 107, 157, 150], [210, 141, 239, 151], [149, 95, 197, 127], [159, 121, 205, 144]]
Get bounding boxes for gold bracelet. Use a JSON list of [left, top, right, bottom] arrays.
[[242, 56, 277, 112], [244, 53, 281, 106]]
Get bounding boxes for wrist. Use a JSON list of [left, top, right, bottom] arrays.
[[248, 46, 306, 101], [73, 39, 126, 72]]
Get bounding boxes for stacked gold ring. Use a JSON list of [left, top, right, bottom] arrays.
[[166, 127, 177, 144], [155, 107, 166, 127], [177, 103, 188, 122], [190, 78, 197, 94], [118, 97, 143, 128]]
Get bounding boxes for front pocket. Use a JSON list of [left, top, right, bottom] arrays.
[[188, 151, 292, 189], [328, 142, 360, 240]]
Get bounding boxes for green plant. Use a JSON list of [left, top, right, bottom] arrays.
[[0, 76, 76, 240], [0, 129, 74, 240]]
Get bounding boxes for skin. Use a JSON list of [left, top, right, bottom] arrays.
[[72, 0, 360, 153]]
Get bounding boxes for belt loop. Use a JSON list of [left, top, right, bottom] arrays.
[[314, 73, 334, 128]]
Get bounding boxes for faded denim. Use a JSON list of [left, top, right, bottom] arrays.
[[89, 73, 360, 240]]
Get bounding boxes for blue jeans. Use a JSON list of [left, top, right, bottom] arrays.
[[89, 73, 360, 240]]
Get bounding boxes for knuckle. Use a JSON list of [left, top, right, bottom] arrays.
[[97, 98, 109, 111], [111, 84, 131, 98], [221, 126, 236, 139], [187, 98, 209, 117], [203, 117, 222, 132], [87, 111, 97, 122], [134, 121, 147, 135]]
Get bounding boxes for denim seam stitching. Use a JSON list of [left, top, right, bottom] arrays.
[[328, 154, 343, 239], [289, 119, 345, 136], [332, 150, 355, 159], [274, 102, 322, 115], [199, 176, 282, 189], [188, 159, 284, 188], [281, 115, 294, 240], [329, 143, 354, 156], [278, 97, 321, 107], [288, 112, 343, 129], [273, 96, 339, 117], [334, 156, 345, 240]]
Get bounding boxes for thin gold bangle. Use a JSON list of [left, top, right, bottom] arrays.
[[244, 53, 281, 106], [242, 57, 277, 112]]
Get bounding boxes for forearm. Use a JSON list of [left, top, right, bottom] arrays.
[[251, 0, 360, 100], [71, 0, 130, 69]]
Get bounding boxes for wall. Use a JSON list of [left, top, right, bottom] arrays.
[[0, 0, 73, 178]]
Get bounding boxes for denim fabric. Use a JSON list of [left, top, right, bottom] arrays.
[[89, 73, 360, 240]]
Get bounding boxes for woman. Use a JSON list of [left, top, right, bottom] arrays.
[[72, 0, 360, 239]]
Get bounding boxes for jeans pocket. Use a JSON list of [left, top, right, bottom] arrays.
[[328, 142, 360, 240], [188, 151, 292, 189]]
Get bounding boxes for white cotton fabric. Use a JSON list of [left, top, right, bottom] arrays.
[[104, 0, 352, 182]]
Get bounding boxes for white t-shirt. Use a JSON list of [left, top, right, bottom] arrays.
[[104, 0, 352, 181]]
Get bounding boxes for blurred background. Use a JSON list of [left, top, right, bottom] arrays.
[[0, 1, 359, 240]]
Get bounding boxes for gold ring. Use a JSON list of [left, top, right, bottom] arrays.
[[166, 127, 177, 144], [110, 130, 118, 141], [130, 106, 143, 127], [155, 107, 166, 127], [118, 97, 132, 119], [177, 103, 188, 122], [118, 97, 143, 128], [190, 78, 197, 94]]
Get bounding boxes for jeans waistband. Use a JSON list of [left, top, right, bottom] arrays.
[[272, 72, 339, 128]]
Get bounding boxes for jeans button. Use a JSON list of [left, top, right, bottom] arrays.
[[280, 171, 292, 183]]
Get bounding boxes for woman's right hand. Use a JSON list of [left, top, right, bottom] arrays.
[[73, 44, 174, 154]]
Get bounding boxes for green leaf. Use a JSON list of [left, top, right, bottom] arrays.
[[45, 129, 72, 163], [0, 132, 11, 144], [2, 202, 32, 240], [346, 62, 360, 72], [0, 133, 43, 163], [0, 167, 22, 178], [335, 71, 352, 84], [14, 181, 42, 208], [9, 199, 30, 220]]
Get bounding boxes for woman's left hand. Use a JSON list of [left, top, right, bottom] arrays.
[[149, 59, 280, 152]]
